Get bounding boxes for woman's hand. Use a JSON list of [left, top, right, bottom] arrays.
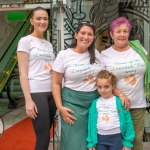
[[113, 88, 130, 110], [119, 93, 130, 110], [89, 147, 96, 150], [59, 106, 77, 125], [122, 146, 131, 150], [25, 100, 38, 120]]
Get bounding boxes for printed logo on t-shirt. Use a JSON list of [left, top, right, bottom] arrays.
[[124, 74, 136, 85], [70, 62, 100, 84], [30, 47, 55, 59], [44, 63, 52, 72], [101, 114, 109, 122], [83, 74, 95, 83], [107, 58, 145, 86]]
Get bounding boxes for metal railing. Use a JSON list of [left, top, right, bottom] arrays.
[[0, 13, 31, 93]]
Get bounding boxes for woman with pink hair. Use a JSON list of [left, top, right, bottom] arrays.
[[100, 16, 150, 150]]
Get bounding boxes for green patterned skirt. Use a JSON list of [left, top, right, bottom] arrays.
[[60, 87, 98, 150]]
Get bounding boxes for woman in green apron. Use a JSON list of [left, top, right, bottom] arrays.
[[52, 21, 105, 150]]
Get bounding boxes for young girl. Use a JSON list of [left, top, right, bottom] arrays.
[[87, 70, 135, 150]]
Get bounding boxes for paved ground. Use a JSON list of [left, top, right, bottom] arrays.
[[49, 142, 150, 150], [143, 142, 150, 150]]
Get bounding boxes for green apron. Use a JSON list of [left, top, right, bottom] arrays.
[[60, 87, 99, 150]]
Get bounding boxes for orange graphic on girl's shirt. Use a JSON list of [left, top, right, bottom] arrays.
[[83, 75, 95, 83], [101, 115, 109, 122], [124, 74, 136, 85], [44, 63, 52, 72]]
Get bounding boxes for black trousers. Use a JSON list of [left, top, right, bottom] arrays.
[[31, 92, 57, 150]]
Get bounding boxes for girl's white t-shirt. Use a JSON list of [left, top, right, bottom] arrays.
[[53, 48, 105, 91], [97, 96, 121, 135], [17, 35, 55, 93], [100, 47, 146, 108]]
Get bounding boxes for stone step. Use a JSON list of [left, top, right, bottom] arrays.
[[10, 85, 22, 92], [10, 78, 20, 85], [0, 99, 9, 115], [1, 91, 23, 99], [0, 98, 9, 103]]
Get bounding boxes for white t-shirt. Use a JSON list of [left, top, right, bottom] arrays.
[[97, 96, 121, 135], [17, 35, 55, 93], [53, 48, 105, 91], [100, 47, 146, 108]]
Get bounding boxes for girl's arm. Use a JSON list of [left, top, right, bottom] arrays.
[[52, 71, 77, 125], [87, 100, 97, 149], [17, 51, 37, 119], [122, 107, 135, 148], [113, 88, 130, 110]]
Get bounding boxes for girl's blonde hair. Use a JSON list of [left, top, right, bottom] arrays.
[[97, 70, 116, 86]]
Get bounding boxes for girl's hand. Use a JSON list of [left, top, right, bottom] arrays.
[[119, 93, 130, 110], [59, 106, 77, 125], [89, 147, 96, 150], [122, 146, 131, 150], [25, 100, 38, 120]]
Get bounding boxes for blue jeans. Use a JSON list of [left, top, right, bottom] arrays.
[[97, 133, 122, 150]]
